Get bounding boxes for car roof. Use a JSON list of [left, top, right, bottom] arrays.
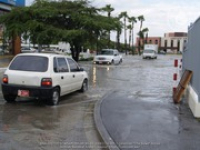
[[15, 53, 72, 58]]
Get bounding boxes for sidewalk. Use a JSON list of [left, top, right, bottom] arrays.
[[95, 90, 200, 150]]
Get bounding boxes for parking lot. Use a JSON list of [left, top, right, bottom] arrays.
[[1, 54, 195, 150]]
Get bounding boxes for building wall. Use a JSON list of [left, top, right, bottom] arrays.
[[135, 33, 187, 52], [160, 32, 187, 52], [183, 17, 200, 100], [0, 0, 25, 54], [135, 37, 161, 52], [136, 37, 161, 47], [164, 32, 187, 37], [0, 0, 25, 7]]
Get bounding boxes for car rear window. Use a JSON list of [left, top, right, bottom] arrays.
[[9, 56, 48, 72], [143, 50, 154, 53], [101, 50, 114, 55]]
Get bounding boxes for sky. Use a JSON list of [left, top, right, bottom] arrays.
[[26, 0, 200, 42]]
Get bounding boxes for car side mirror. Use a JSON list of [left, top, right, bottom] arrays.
[[54, 67, 59, 72], [79, 68, 84, 71]]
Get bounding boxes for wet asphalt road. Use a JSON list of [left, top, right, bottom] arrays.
[[0, 54, 181, 150], [98, 55, 200, 150]]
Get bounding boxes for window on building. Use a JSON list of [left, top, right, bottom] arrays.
[[177, 40, 180, 51], [155, 40, 158, 44], [171, 40, 174, 48], [165, 40, 167, 47]]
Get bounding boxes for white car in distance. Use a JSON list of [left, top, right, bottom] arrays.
[[1, 53, 88, 105], [21, 47, 38, 53], [93, 49, 122, 64]]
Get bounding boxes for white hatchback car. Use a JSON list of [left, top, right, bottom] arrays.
[[1, 53, 88, 105], [93, 49, 122, 64]]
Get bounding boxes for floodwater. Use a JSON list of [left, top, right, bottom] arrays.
[[0, 54, 181, 150]]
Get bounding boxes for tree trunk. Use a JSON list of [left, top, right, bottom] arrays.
[[75, 45, 80, 62], [116, 30, 120, 51], [138, 40, 141, 56], [129, 29, 131, 49], [38, 44, 42, 52], [108, 30, 110, 48], [132, 23, 134, 55], [71, 42, 81, 62], [12, 34, 21, 55], [124, 18, 127, 54], [71, 46, 75, 59]]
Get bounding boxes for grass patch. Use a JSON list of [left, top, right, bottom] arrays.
[[79, 57, 94, 61], [0, 55, 14, 59]]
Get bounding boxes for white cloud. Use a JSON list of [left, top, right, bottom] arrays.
[[104, 0, 200, 42]]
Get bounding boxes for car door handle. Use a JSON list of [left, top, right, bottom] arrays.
[[61, 76, 64, 79], [73, 75, 75, 78]]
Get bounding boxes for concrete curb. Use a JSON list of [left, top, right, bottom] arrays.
[[94, 91, 120, 150]]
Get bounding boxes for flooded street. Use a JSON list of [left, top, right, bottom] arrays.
[[0, 54, 181, 150]]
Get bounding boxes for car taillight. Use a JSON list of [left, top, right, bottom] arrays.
[[2, 75, 8, 84], [41, 78, 52, 87]]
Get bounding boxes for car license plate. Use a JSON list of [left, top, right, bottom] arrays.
[[18, 90, 29, 97]]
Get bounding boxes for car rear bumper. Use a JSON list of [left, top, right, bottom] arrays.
[[1, 83, 54, 100], [143, 55, 156, 59]]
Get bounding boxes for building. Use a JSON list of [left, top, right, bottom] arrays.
[[136, 37, 161, 47], [135, 32, 188, 53], [135, 37, 161, 52], [0, 0, 25, 15], [182, 17, 200, 118], [0, 0, 25, 53], [160, 32, 188, 52]]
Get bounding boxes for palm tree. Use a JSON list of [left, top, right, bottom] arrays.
[[119, 11, 128, 53], [138, 27, 149, 53], [115, 17, 123, 51], [138, 28, 149, 39], [137, 15, 145, 55], [127, 24, 132, 49], [144, 28, 149, 44], [138, 15, 145, 31], [102, 4, 114, 48], [128, 16, 137, 54]]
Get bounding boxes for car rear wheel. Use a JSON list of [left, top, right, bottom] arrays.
[[3, 95, 16, 103], [110, 60, 114, 65], [80, 79, 88, 92], [49, 88, 60, 106]]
